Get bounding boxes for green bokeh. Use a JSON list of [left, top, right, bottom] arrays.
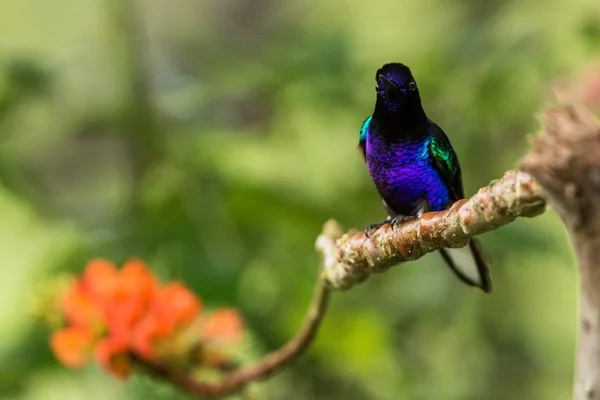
[[0, 0, 597, 398]]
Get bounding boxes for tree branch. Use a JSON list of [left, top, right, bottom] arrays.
[[521, 103, 600, 400], [139, 273, 332, 398], [121, 98, 600, 400], [316, 169, 546, 290], [137, 169, 548, 398]]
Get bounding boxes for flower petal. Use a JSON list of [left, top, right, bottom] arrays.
[[81, 258, 119, 301], [118, 259, 157, 304], [62, 284, 104, 330], [152, 282, 201, 332], [131, 315, 160, 360], [95, 336, 132, 379], [202, 308, 244, 344], [50, 328, 94, 369]]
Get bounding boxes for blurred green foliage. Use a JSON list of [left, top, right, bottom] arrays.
[[1, 0, 599, 398]]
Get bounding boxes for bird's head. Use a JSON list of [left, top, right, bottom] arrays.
[[375, 63, 419, 109]]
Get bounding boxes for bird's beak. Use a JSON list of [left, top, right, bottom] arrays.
[[377, 74, 397, 91]]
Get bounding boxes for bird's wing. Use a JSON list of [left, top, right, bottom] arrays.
[[427, 121, 464, 200], [428, 122, 492, 292], [357, 115, 372, 160]]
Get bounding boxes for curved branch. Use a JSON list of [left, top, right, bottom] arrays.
[[138, 169, 548, 398], [139, 273, 331, 398], [134, 102, 600, 400], [316, 170, 546, 290]]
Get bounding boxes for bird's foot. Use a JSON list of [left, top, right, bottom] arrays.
[[365, 215, 417, 237], [389, 215, 417, 229], [364, 221, 387, 238]]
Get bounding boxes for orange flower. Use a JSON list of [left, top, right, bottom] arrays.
[[191, 309, 245, 370], [104, 259, 157, 333], [49, 257, 244, 379], [62, 284, 104, 331], [95, 336, 132, 379], [63, 259, 120, 331], [115, 259, 157, 304], [80, 258, 119, 303], [154, 283, 201, 331], [131, 282, 201, 360], [50, 327, 95, 369], [131, 315, 160, 359], [201, 309, 244, 345]]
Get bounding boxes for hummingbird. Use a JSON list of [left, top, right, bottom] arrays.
[[358, 62, 491, 292]]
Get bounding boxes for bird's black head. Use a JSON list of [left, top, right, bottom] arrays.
[[375, 63, 419, 110]]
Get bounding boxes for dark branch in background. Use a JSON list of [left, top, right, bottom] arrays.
[[139, 274, 332, 398], [108, 0, 165, 212], [316, 170, 546, 290], [521, 103, 600, 400]]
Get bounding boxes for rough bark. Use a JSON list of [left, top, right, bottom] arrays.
[[522, 103, 600, 400], [316, 170, 546, 290], [141, 169, 548, 399], [136, 103, 600, 399]]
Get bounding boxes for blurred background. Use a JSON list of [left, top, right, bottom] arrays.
[[2, 0, 600, 399]]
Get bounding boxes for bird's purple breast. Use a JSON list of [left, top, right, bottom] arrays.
[[365, 134, 450, 215]]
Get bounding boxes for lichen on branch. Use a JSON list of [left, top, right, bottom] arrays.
[[316, 170, 546, 290]]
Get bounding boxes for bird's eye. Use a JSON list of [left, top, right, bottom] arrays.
[[408, 80, 416, 91]]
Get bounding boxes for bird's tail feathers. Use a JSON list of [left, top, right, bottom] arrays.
[[438, 239, 492, 293]]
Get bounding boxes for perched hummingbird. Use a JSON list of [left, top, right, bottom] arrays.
[[358, 63, 491, 292]]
